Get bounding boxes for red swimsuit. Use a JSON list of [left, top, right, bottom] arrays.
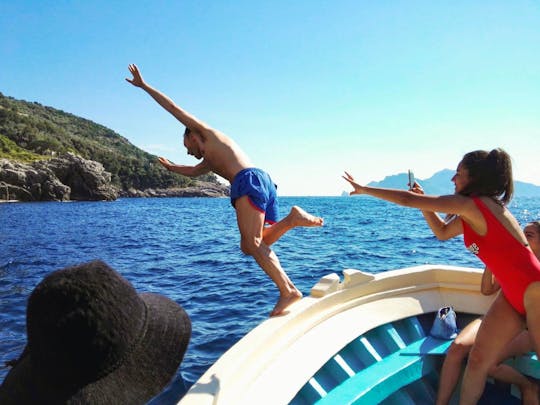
[[462, 197, 540, 315]]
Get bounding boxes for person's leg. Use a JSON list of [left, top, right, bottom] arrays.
[[524, 282, 540, 354], [459, 295, 524, 405], [235, 196, 302, 316], [436, 318, 482, 405], [488, 365, 538, 404], [520, 282, 540, 402], [488, 330, 538, 405], [498, 330, 533, 358], [262, 206, 323, 246]]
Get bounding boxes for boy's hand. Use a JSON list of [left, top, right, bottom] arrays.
[[158, 157, 173, 170], [126, 64, 145, 87]]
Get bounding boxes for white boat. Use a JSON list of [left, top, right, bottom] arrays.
[[177, 265, 539, 405]]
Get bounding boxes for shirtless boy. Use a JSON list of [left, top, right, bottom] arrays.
[[126, 64, 323, 316]]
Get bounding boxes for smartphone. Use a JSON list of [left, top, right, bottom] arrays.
[[408, 170, 415, 190]]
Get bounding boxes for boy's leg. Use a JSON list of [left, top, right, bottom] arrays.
[[263, 206, 323, 246], [235, 196, 302, 316]]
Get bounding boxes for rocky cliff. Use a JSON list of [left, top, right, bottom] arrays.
[[0, 153, 230, 202], [0, 153, 118, 201]]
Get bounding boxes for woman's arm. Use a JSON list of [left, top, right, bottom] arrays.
[[410, 182, 464, 240], [343, 172, 473, 219], [421, 211, 464, 240], [480, 267, 500, 296]]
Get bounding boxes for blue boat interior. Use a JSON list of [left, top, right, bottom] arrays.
[[290, 312, 539, 405]]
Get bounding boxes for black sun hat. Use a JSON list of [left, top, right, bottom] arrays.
[[0, 260, 191, 404]]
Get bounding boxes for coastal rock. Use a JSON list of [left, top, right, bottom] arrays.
[[34, 153, 118, 201], [0, 160, 71, 201], [0, 154, 118, 202]]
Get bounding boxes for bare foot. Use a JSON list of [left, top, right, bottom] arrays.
[[287, 206, 324, 228], [521, 382, 539, 405], [270, 290, 303, 317]]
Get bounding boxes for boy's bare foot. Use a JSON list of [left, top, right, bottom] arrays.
[[287, 206, 324, 228], [270, 290, 303, 317]]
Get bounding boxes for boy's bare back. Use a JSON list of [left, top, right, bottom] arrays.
[[197, 128, 252, 183]]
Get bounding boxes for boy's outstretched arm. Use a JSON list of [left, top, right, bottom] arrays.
[[158, 157, 211, 177], [126, 64, 209, 134]]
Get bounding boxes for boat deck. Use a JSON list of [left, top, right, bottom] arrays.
[[291, 311, 537, 404], [178, 266, 539, 405]]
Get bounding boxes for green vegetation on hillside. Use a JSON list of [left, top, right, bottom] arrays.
[[0, 92, 219, 190], [0, 134, 45, 162]]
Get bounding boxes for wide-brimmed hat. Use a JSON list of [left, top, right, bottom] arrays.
[[0, 260, 191, 404]]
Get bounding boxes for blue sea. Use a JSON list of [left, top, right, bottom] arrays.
[[2, 196, 540, 391]]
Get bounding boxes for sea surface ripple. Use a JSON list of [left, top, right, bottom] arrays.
[[1, 196, 539, 391]]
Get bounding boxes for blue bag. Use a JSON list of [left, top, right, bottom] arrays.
[[429, 306, 458, 339]]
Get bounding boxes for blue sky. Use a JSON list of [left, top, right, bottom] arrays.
[[2, 1, 539, 195]]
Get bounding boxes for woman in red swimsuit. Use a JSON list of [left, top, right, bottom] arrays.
[[343, 148, 540, 405], [436, 221, 540, 405]]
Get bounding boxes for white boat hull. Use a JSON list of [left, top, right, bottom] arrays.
[[179, 265, 496, 404]]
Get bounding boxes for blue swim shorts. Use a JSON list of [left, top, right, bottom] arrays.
[[230, 168, 279, 224]]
